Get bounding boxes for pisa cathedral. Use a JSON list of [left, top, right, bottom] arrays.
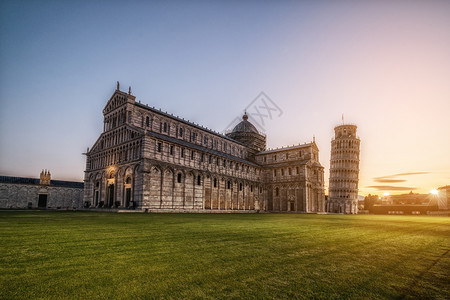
[[83, 84, 326, 213]]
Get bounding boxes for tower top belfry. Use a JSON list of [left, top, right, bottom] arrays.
[[334, 124, 357, 139]]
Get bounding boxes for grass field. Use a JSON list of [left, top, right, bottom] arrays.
[[0, 211, 449, 299]]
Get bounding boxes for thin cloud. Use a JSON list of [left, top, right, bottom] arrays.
[[373, 179, 406, 183], [373, 171, 430, 184], [392, 172, 430, 177], [367, 186, 417, 191]]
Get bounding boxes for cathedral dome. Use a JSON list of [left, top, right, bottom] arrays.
[[231, 113, 259, 134]]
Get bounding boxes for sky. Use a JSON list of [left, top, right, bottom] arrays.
[[1, 0, 449, 196]]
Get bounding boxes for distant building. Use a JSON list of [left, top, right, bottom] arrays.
[[0, 170, 84, 209], [368, 191, 446, 215], [327, 124, 361, 214], [83, 83, 325, 212], [389, 192, 428, 205]]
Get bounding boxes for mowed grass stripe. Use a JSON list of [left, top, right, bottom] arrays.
[[0, 211, 448, 299]]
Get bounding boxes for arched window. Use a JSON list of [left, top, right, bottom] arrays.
[[163, 122, 167, 132], [275, 187, 279, 196], [146, 116, 150, 127], [213, 178, 217, 188], [227, 181, 231, 189], [177, 173, 182, 183], [197, 175, 201, 185], [239, 183, 242, 191], [126, 177, 131, 184]]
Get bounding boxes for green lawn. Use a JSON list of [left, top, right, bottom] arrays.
[[0, 212, 449, 299]]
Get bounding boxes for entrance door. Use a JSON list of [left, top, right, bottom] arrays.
[[108, 184, 114, 207], [126, 188, 131, 207], [38, 194, 47, 208], [290, 202, 295, 212]]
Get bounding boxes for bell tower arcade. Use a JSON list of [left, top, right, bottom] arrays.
[[327, 123, 360, 214]]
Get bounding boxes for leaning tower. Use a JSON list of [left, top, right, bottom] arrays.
[[327, 123, 360, 214]]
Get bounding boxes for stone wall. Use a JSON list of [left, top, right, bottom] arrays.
[[0, 183, 84, 209]]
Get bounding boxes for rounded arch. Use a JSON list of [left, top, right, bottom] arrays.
[[123, 166, 133, 181], [95, 172, 103, 181], [106, 168, 117, 179]]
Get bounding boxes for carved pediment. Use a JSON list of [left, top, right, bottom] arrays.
[[88, 125, 144, 154], [88, 136, 104, 154], [103, 90, 135, 115], [311, 142, 319, 152]]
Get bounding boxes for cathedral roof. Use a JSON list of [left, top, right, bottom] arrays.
[[134, 102, 246, 146], [148, 131, 260, 167], [231, 113, 259, 134], [256, 142, 317, 154]]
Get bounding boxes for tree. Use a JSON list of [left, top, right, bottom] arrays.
[[364, 194, 378, 210]]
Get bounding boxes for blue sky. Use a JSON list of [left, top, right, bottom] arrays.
[[1, 0, 449, 195]]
